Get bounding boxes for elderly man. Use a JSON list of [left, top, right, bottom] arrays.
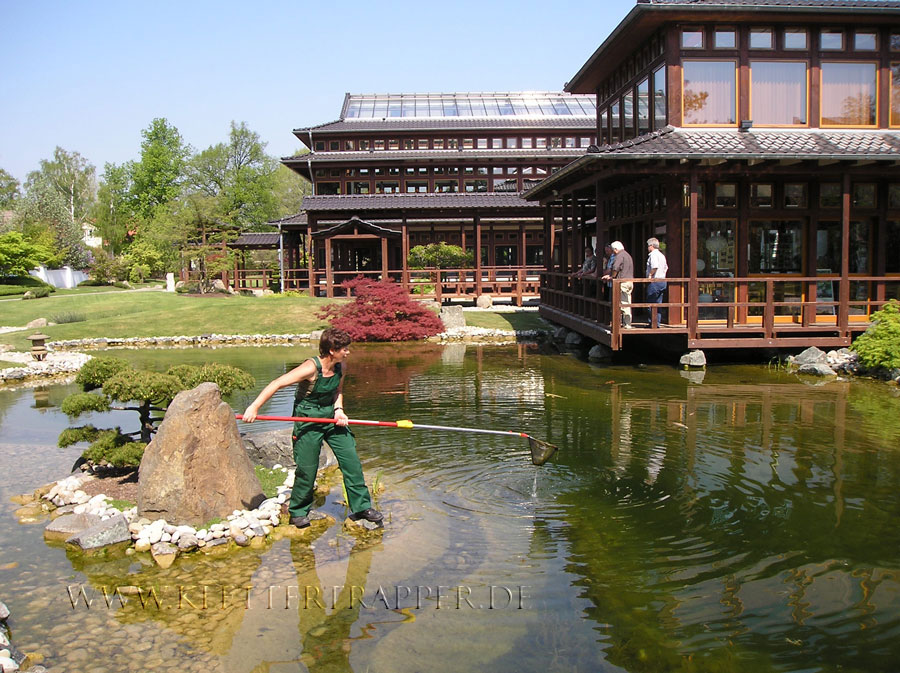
[[602, 240, 634, 329], [646, 237, 668, 327]]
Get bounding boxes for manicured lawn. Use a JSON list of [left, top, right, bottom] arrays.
[[0, 291, 337, 350], [463, 310, 549, 332], [0, 290, 549, 351]]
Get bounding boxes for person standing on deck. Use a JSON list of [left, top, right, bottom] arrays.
[[241, 328, 383, 529], [646, 237, 668, 327], [603, 241, 634, 329]]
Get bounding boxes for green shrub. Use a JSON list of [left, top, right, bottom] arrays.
[[75, 357, 131, 390], [112, 281, 131, 289], [129, 264, 150, 284], [23, 286, 51, 299], [176, 282, 200, 294], [165, 363, 255, 396], [407, 242, 473, 269], [0, 285, 27, 296], [77, 279, 107, 287], [61, 392, 111, 416], [49, 311, 86, 324], [851, 300, 900, 370]]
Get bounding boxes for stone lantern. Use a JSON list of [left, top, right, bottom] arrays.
[[27, 333, 49, 361]]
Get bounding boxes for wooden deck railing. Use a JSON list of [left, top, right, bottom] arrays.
[[231, 266, 542, 304], [540, 272, 900, 349]]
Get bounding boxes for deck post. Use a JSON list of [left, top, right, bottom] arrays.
[[402, 217, 409, 286], [475, 214, 483, 296], [688, 171, 699, 340], [839, 173, 851, 336]]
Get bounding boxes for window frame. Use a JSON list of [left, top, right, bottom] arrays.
[[819, 60, 879, 128], [749, 59, 810, 127], [682, 58, 739, 127]]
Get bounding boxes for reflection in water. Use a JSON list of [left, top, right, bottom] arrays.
[[2, 345, 900, 672]]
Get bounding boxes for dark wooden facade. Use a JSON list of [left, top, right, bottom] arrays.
[[250, 93, 596, 302], [526, 0, 900, 350]]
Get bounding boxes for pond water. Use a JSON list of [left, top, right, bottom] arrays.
[[2, 343, 900, 673]]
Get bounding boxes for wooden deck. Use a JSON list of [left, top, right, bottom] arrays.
[[540, 272, 897, 351]]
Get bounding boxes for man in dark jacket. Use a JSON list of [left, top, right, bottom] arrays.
[[602, 241, 634, 328]]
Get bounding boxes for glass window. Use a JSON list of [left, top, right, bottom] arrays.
[[854, 31, 877, 51], [684, 220, 736, 276], [622, 93, 634, 140], [715, 29, 736, 49], [750, 184, 774, 208], [375, 181, 399, 194], [492, 167, 504, 174], [359, 139, 370, 150], [403, 139, 414, 150], [344, 140, 355, 150], [821, 62, 877, 126], [580, 137, 592, 147], [447, 139, 459, 149], [526, 245, 544, 266], [653, 65, 667, 130], [418, 139, 429, 149], [637, 78, 650, 135], [888, 221, 900, 273], [405, 181, 428, 193], [785, 183, 808, 208], [374, 140, 385, 150], [821, 29, 844, 50], [495, 246, 517, 266], [329, 141, 340, 151], [521, 137, 532, 148], [314, 168, 325, 178], [492, 178, 517, 192], [464, 180, 488, 193], [892, 63, 900, 126], [314, 141, 325, 151], [609, 101, 620, 142], [492, 138, 503, 149], [434, 139, 444, 149], [434, 180, 458, 193], [750, 28, 774, 49], [477, 138, 488, 149], [853, 183, 876, 208], [347, 181, 370, 194], [849, 220, 870, 273], [507, 138, 518, 148], [682, 29, 704, 49], [820, 183, 841, 208], [890, 184, 900, 208], [749, 220, 803, 273], [564, 137, 575, 148], [817, 221, 841, 272], [683, 60, 736, 125], [463, 138, 474, 149], [893, 33, 900, 51], [388, 139, 399, 150], [751, 61, 808, 125], [784, 28, 808, 50], [316, 182, 340, 195], [715, 183, 737, 208]]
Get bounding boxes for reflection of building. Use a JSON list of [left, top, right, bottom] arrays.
[[527, 0, 900, 350], [237, 93, 596, 303]]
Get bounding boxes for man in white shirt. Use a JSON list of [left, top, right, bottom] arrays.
[[646, 237, 668, 327]]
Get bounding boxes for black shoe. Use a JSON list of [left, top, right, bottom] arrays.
[[290, 515, 311, 528], [348, 508, 383, 523]]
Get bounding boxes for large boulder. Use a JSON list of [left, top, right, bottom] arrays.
[[475, 294, 493, 309], [138, 383, 265, 526], [680, 350, 707, 369], [793, 346, 827, 366], [66, 514, 131, 550], [241, 427, 336, 470], [439, 305, 466, 330]]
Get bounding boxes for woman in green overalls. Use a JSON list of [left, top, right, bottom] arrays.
[[242, 328, 382, 528]]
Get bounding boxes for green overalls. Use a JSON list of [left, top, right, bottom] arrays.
[[289, 357, 373, 518]]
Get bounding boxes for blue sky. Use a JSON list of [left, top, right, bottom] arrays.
[[0, 0, 636, 184]]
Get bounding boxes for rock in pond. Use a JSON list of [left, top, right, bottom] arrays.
[[44, 513, 102, 542], [66, 514, 131, 550], [151, 542, 179, 569]]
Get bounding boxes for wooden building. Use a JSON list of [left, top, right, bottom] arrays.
[[243, 92, 596, 302], [525, 0, 900, 350]]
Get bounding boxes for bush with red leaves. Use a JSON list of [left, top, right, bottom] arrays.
[[317, 277, 445, 342]]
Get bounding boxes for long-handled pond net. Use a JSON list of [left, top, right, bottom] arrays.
[[235, 414, 558, 466]]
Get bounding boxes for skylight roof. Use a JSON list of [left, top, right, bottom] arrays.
[[342, 93, 596, 120]]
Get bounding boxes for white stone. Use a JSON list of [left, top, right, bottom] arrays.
[[73, 503, 87, 514], [196, 529, 208, 539], [160, 532, 172, 543], [0, 655, 18, 672], [148, 528, 163, 545], [163, 524, 176, 535], [210, 523, 226, 532]]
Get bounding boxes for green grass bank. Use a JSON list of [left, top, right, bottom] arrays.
[[0, 290, 547, 351]]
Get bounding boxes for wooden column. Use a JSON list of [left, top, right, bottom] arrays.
[[666, 176, 683, 324], [876, 183, 887, 308], [401, 217, 409, 285], [306, 223, 315, 296], [688, 171, 699, 338], [839, 172, 851, 335], [560, 195, 569, 275], [381, 236, 388, 281], [736, 175, 750, 324], [324, 236, 334, 298], [804, 192, 819, 326], [475, 214, 483, 296], [543, 204, 553, 273]]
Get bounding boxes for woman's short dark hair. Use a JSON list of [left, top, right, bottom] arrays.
[[319, 327, 352, 356]]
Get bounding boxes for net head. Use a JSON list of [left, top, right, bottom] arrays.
[[528, 437, 558, 466]]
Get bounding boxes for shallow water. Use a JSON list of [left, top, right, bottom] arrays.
[[2, 343, 900, 672]]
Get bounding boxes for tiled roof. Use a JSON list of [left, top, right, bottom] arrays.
[[268, 212, 308, 225], [302, 193, 541, 212], [296, 117, 595, 134], [588, 127, 900, 159], [525, 127, 900, 199], [643, 0, 900, 6], [282, 148, 588, 164], [232, 232, 280, 247]]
